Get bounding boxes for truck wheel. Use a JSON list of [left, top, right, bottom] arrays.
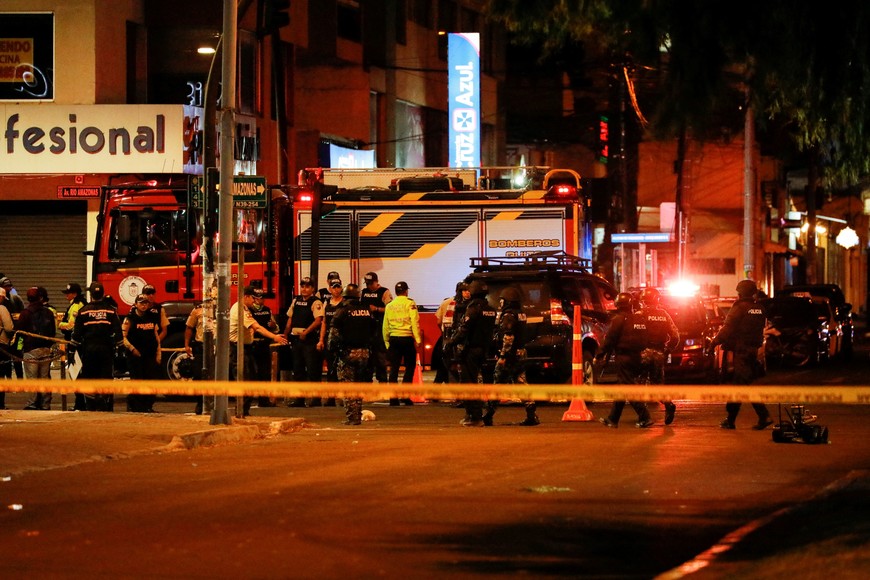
[[162, 332, 191, 381]]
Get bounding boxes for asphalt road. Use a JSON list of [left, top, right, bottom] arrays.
[[1, 396, 869, 578], [2, 342, 869, 578]]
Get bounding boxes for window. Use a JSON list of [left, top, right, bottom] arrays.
[[409, 0, 431, 28], [337, 0, 362, 42], [238, 29, 261, 115], [109, 208, 200, 266], [396, 0, 407, 45]]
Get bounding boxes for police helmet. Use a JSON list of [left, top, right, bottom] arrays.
[[499, 287, 522, 305], [736, 279, 757, 298], [640, 287, 660, 306], [468, 280, 488, 297], [455, 281, 469, 294], [615, 292, 633, 310], [342, 283, 360, 299]]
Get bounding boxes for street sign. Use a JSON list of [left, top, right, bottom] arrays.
[[57, 185, 100, 199], [230, 175, 267, 209], [611, 232, 672, 243], [188, 175, 205, 209], [199, 172, 268, 210]]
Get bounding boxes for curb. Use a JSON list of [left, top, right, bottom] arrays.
[[165, 417, 308, 451], [656, 469, 870, 579]]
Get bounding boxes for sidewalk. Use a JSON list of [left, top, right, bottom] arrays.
[[0, 408, 306, 476]]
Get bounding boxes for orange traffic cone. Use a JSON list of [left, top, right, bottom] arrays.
[[562, 305, 594, 421], [410, 354, 427, 404]]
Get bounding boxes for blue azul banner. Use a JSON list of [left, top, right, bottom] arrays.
[[448, 33, 480, 168]]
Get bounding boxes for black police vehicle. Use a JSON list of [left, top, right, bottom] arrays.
[[464, 251, 617, 384]]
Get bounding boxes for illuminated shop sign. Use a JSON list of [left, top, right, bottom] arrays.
[[0, 13, 54, 101], [448, 32, 480, 168], [0, 104, 203, 174]]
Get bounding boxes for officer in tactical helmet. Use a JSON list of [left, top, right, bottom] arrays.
[[711, 279, 772, 430], [327, 283, 378, 425], [447, 279, 497, 426], [486, 286, 537, 426], [637, 288, 679, 425], [596, 292, 657, 427], [434, 281, 470, 383]]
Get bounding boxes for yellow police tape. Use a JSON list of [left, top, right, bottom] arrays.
[[2, 379, 869, 405]]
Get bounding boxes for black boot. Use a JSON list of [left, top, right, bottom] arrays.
[[482, 401, 498, 426], [460, 403, 484, 427], [519, 402, 540, 426]]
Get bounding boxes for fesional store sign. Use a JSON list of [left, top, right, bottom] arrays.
[[0, 104, 203, 174]]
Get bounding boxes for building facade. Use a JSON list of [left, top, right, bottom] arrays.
[[0, 0, 507, 293]]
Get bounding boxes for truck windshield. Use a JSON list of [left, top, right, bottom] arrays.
[[110, 208, 195, 261]]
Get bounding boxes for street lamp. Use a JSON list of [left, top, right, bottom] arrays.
[[836, 226, 859, 249]]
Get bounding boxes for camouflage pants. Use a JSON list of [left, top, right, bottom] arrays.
[[337, 348, 371, 423]]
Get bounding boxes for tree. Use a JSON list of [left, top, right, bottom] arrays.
[[487, 0, 870, 283]]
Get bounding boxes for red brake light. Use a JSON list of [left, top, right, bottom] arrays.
[[550, 299, 570, 324]]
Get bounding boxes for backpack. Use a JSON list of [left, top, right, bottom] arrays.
[[30, 305, 56, 339]]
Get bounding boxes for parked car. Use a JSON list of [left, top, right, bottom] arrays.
[[778, 284, 853, 357], [761, 296, 840, 367], [464, 252, 618, 384], [702, 296, 736, 330]]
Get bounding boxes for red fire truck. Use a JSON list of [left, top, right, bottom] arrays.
[[90, 167, 590, 378]]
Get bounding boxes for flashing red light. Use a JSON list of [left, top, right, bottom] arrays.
[[544, 184, 579, 202], [296, 191, 314, 206]]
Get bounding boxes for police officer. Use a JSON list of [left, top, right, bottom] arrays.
[[487, 287, 536, 426], [231, 286, 288, 416], [596, 292, 656, 428], [250, 288, 279, 408], [142, 284, 169, 343], [184, 302, 207, 414], [122, 294, 161, 413], [328, 284, 379, 425], [449, 280, 497, 426], [443, 281, 471, 384], [58, 282, 88, 410], [318, 278, 345, 389], [383, 281, 421, 405], [636, 287, 680, 426], [360, 272, 392, 383], [434, 281, 470, 383], [284, 277, 325, 407], [711, 279, 772, 430], [72, 282, 124, 411], [318, 271, 342, 302]]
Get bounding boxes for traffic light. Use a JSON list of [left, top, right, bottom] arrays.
[[265, 0, 291, 33], [597, 115, 609, 164]]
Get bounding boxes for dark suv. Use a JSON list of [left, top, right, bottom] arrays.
[[778, 284, 853, 357], [464, 252, 617, 384]]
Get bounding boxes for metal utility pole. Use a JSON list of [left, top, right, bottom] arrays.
[[211, 0, 237, 425], [743, 101, 755, 281]]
